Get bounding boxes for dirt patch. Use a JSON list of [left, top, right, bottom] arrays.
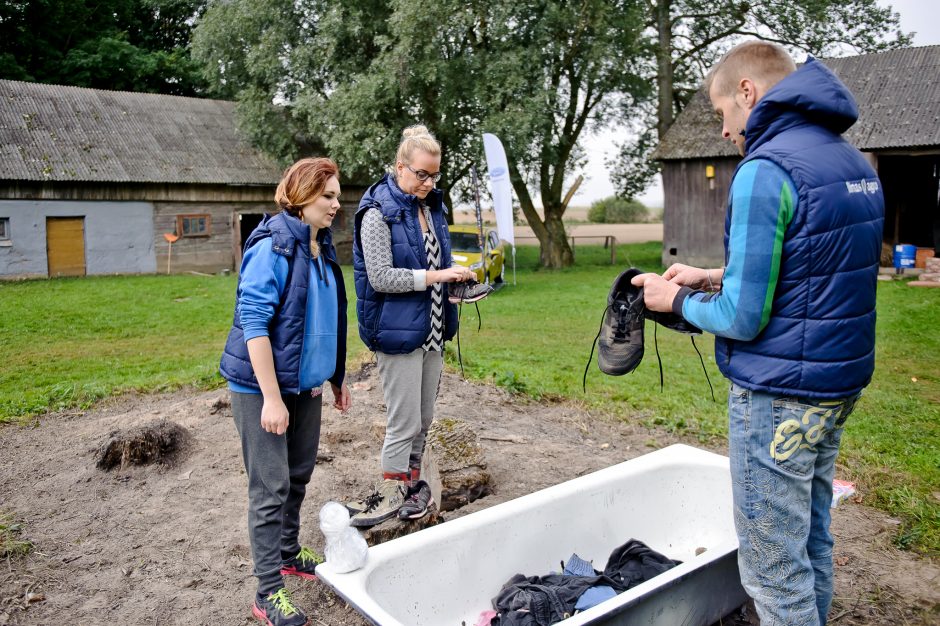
[[0, 366, 937, 625]]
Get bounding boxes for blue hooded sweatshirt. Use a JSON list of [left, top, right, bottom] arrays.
[[675, 58, 884, 398], [220, 211, 347, 394]]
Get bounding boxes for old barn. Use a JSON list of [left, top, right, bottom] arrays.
[[654, 45, 940, 269], [0, 80, 362, 279]]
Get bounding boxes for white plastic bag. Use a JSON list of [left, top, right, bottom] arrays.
[[319, 501, 368, 573]]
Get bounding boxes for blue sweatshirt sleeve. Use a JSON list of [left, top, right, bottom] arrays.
[[677, 159, 796, 340], [236, 238, 289, 341]]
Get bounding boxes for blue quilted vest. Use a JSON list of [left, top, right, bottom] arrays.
[[352, 174, 458, 354], [219, 211, 347, 393], [715, 59, 884, 398]]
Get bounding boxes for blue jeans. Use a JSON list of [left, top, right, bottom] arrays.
[[728, 383, 860, 626]]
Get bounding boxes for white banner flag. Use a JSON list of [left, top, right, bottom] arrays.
[[482, 133, 514, 247]]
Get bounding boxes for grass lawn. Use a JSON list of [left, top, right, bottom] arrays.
[[1, 242, 937, 554]]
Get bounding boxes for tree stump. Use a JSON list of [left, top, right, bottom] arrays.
[[96, 420, 190, 470], [424, 417, 493, 512], [361, 507, 446, 547]]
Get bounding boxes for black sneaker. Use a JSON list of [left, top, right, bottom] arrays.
[[646, 309, 701, 335], [448, 278, 494, 304], [252, 588, 310, 626], [398, 480, 434, 520], [280, 546, 322, 581], [597, 268, 646, 375]]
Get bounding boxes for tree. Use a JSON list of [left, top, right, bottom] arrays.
[[0, 0, 207, 96], [611, 0, 912, 196], [193, 0, 648, 267], [476, 1, 649, 268]]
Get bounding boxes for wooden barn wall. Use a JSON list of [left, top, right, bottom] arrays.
[[229, 186, 364, 267], [661, 157, 738, 268], [153, 201, 255, 273]]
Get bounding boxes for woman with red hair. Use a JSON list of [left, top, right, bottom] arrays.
[[221, 157, 352, 626]]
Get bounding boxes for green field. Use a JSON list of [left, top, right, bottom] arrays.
[[1, 242, 937, 554]]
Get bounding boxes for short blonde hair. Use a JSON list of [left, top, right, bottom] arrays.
[[706, 40, 796, 97], [395, 124, 441, 165], [274, 157, 340, 216]]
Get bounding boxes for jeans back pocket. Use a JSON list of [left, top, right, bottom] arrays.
[[770, 398, 846, 477]]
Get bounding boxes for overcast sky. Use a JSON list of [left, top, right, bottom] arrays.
[[571, 0, 940, 209]]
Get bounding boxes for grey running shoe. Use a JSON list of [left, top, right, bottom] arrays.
[[448, 278, 494, 304], [596, 268, 645, 376], [398, 480, 433, 520], [349, 479, 407, 528], [252, 588, 309, 626], [344, 487, 381, 516]]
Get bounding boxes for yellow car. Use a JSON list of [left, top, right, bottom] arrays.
[[448, 225, 506, 284]]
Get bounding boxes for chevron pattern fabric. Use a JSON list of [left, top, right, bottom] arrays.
[[422, 207, 443, 352]]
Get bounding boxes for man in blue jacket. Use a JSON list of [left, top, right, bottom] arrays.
[[633, 41, 884, 625]]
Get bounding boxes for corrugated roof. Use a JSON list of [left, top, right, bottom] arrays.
[[655, 45, 940, 160], [0, 80, 283, 184]]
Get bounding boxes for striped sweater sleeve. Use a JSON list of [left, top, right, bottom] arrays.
[[360, 208, 427, 292], [677, 159, 796, 340]]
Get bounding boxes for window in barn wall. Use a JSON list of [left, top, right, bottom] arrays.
[[177, 214, 211, 238], [0, 217, 10, 246]]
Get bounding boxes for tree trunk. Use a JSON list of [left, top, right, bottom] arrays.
[[656, 0, 674, 139], [540, 204, 574, 268], [507, 157, 575, 269]]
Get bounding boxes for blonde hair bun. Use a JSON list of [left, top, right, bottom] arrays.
[[396, 124, 441, 165], [402, 125, 431, 139]]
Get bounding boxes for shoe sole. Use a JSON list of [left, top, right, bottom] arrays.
[[448, 293, 490, 304], [280, 566, 317, 581], [252, 603, 311, 626], [349, 508, 399, 527]]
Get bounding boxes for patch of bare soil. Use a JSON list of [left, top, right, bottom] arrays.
[[0, 365, 937, 625]]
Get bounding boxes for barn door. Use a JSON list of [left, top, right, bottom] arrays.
[[46, 217, 86, 277]]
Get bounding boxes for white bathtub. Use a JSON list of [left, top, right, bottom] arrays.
[[317, 444, 746, 626]]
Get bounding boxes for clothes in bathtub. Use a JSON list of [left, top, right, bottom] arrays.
[[489, 539, 681, 625], [563, 553, 616, 610], [491, 571, 617, 625]]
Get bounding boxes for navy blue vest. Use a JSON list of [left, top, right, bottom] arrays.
[[352, 174, 458, 354], [219, 211, 347, 393], [715, 59, 884, 398]]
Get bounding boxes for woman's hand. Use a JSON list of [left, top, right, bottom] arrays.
[[428, 266, 473, 284], [260, 396, 290, 435], [330, 381, 351, 413]]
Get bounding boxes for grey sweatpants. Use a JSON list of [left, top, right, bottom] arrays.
[[376, 348, 443, 475], [231, 391, 322, 596]]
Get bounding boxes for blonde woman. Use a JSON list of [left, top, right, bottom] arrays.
[[349, 125, 474, 525], [221, 157, 351, 626]]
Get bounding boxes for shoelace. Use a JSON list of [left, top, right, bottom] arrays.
[[583, 303, 615, 392], [454, 300, 483, 378], [295, 546, 323, 566], [583, 305, 715, 401], [360, 488, 384, 513], [267, 588, 299, 616]]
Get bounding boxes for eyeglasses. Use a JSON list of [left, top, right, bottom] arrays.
[[406, 165, 442, 183]]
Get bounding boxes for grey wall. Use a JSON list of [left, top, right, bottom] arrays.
[[0, 200, 156, 278]]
